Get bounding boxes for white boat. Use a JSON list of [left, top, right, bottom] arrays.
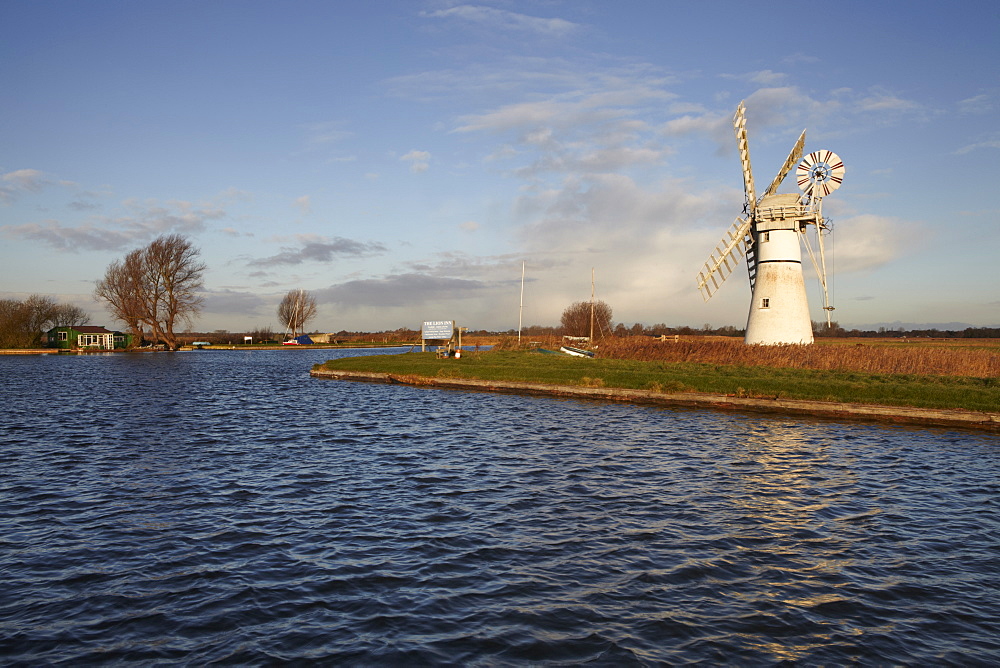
[[560, 345, 595, 358]]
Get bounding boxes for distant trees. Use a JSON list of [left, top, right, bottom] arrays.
[[560, 300, 613, 339], [94, 234, 206, 350], [813, 320, 847, 337], [277, 289, 318, 339], [0, 295, 90, 348], [247, 324, 276, 343]]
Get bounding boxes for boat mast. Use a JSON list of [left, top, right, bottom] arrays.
[[286, 290, 302, 340], [518, 261, 525, 343], [589, 267, 595, 343]]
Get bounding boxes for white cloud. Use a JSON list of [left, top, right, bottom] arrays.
[[825, 214, 916, 273], [660, 113, 727, 137], [423, 5, 579, 37], [452, 76, 673, 181], [954, 135, 1000, 154], [1, 168, 47, 203], [294, 120, 355, 162], [294, 195, 311, 214], [400, 150, 431, 173], [668, 102, 707, 115], [457, 99, 593, 134], [485, 144, 519, 162], [957, 94, 992, 114], [749, 69, 787, 85], [742, 87, 822, 128], [857, 88, 919, 112], [300, 120, 352, 146], [722, 70, 788, 85], [659, 87, 821, 153], [456, 83, 669, 135], [460, 220, 480, 231], [781, 53, 822, 66], [2, 168, 45, 189]]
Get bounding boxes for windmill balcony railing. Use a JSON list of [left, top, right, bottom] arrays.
[[756, 203, 811, 221]]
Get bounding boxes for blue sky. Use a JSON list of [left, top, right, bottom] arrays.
[[2, 0, 998, 333]]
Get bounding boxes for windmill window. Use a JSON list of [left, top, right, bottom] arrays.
[[762, 232, 770, 242], [761, 298, 770, 309]]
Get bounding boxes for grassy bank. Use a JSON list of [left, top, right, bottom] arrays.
[[314, 348, 999, 413]]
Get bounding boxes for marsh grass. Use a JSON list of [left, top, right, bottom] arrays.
[[498, 335, 999, 377]]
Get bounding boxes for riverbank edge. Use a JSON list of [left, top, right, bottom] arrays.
[[310, 368, 1000, 432]]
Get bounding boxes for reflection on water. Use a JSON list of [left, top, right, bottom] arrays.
[[0, 349, 998, 664]]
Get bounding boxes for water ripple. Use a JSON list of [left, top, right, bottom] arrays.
[[1, 349, 998, 664]]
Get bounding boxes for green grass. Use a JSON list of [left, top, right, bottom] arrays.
[[315, 349, 1000, 412]]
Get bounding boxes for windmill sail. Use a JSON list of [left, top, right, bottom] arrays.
[[763, 130, 806, 197], [733, 102, 757, 214], [695, 101, 760, 300], [696, 216, 752, 300]]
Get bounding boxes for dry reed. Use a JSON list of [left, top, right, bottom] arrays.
[[595, 337, 999, 377]]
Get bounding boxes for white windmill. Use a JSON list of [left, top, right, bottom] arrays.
[[696, 101, 845, 345]]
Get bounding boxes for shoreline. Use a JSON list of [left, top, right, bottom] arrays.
[[0, 343, 415, 355], [310, 368, 1000, 432]]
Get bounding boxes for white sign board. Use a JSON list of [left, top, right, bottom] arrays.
[[421, 320, 454, 339]]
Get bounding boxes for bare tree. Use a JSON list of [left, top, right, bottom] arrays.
[[247, 324, 276, 343], [0, 295, 89, 348], [144, 235, 206, 349], [49, 303, 91, 327], [277, 289, 318, 339], [0, 299, 32, 348], [95, 254, 145, 345], [21, 295, 58, 337], [94, 234, 206, 350], [560, 300, 613, 339]]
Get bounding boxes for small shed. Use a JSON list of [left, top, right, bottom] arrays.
[[47, 326, 132, 350]]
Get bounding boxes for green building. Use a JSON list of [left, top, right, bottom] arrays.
[[47, 326, 132, 350]]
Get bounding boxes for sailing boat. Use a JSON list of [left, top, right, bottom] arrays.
[[559, 345, 595, 358], [282, 290, 310, 345], [559, 268, 598, 357]]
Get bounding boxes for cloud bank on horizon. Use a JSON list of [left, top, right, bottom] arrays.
[[2, 1, 998, 332]]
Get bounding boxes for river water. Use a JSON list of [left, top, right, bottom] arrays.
[[1, 348, 998, 665]]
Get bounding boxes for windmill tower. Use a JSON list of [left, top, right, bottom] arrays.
[[696, 101, 844, 345]]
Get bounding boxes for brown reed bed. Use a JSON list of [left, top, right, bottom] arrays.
[[592, 336, 999, 378]]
